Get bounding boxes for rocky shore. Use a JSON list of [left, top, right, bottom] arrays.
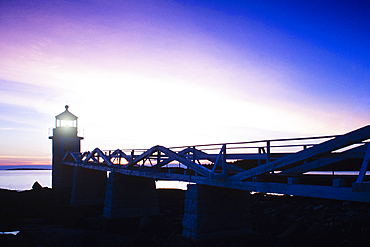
[[1, 182, 370, 247]]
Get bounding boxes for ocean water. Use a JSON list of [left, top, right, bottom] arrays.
[[0, 170, 189, 191], [0, 170, 52, 191]]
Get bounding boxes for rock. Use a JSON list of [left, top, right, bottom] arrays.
[[2, 186, 370, 246], [278, 217, 307, 239], [345, 210, 357, 217], [316, 212, 326, 220], [275, 237, 293, 247], [0, 234, 23, 247], [32, 181, 43, 191], [139, 216, 153, 230], [343, 201, 351, 206]]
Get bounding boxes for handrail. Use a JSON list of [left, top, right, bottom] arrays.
[[98, 135, 339, 153], [168, 135, 339, 149]]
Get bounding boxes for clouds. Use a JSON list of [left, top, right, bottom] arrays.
[[0, 0, 369, 166]]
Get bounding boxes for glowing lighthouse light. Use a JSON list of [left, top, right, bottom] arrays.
[[56, 105, 78, 128], [59, 119, 75, 127]]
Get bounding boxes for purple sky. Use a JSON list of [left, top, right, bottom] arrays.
[[1, 0, 369, 167]]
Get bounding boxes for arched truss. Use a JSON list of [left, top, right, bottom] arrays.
[[64, 144, 244, 179]]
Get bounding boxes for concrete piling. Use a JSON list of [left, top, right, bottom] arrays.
[[70, 167, 107, 206], [103, 172, 159, 219], [182, 184, 252, 241]]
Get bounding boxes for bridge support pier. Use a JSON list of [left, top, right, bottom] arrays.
[[103, 172, 159, 219], [70, 167, 107, 206], [182, 184, 251, 241]]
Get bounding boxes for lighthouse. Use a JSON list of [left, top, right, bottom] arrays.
[[49, 105, 83, 191]]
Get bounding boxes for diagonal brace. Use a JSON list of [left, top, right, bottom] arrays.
[[211, 144, 226, 176], [228, 125, 370, 181], [356, 142, 370, 183], [281, 144, 368, 174]]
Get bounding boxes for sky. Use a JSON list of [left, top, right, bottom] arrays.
[[1, 0, 369, 168]]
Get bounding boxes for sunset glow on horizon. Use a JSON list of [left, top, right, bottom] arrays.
[[1, 0, 369, 167]]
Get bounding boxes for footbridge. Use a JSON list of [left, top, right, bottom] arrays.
[[51, 107, 370, 241], [63, 125, 370, 203]]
